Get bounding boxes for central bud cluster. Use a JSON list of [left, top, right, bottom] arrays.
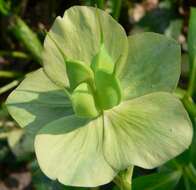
[[66, 45, 122, 118]]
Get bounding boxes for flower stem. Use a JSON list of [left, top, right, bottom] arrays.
[[111, 0, 122, 20], [114, 166, 134, 190], [181, 56, 196, 119], [0, 71, 22, 78], [184, 163, 196, 185], [183, 173, 191, 190], [0, 50, 29, 59], [0, 80, 20, 95], [187, 57, 196, 97], [96, 0, 105, 9], [182, 96, 196, 118]]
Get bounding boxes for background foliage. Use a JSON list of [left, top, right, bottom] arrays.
[[0, 0, 196, 189]]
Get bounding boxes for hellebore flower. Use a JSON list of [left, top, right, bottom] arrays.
[[6, 6, 193, 188]]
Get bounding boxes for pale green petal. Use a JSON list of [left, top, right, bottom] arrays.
[[35, 115, 116, 187], [6, 69, 73, 133], [43, 6, 128, 87], [103, 92, 193, 170], [118, 33, 181, 100]]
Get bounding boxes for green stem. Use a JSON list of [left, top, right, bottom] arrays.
[[183, 173, 191, 190], [96, 0, 105, 9], [175, 87, 186, 99], [114, 166, 134, 190], [10, 15, 43, 64], [182, 56, 196, 118], [111, 0, 122, 20], [187, 57, 196, 97], [184, 163, 196, 185], [0, 50, 29, 59], [182, 96, 196, 118], [0, 71, 22, 78], [0, 80, 20, 95]]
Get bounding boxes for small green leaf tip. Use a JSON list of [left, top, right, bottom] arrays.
[[6, 5, 193, 188]]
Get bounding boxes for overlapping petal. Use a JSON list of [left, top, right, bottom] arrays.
[[35, 115, 116, 187], [103, 92, 193, 170], [117, 33, 181, 100], [33, 92, 193, 187], [43, 6, 128, 87], [6, 69, 73, 134]]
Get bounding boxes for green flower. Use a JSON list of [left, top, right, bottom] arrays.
[[6, 6, 193, 188]]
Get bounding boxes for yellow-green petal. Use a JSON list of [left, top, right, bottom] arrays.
[[43, 6, 128, 87], [35, 115, 116, 187], [118, 32, 181, 100], [6, 69, 72, 133], [103, 92, 193, 170]]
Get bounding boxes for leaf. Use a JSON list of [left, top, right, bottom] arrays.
[[159, 159, 181, 173], [132, 170, 182, 190], [0, 0, 10, 15], [35, 115, 116, 187], [188, 7, 196, 68], [117, 32, 181, 100], [43, 6, 128, 87], [175, 174, 196, 190], [10, 16, 43, 64], [135, 2, 178, 33], [6, 69, 73, 134], [103, 92, 193, 170]]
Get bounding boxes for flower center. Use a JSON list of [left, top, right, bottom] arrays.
[[71, 72, 122, 118], [67, 45, 122, 118]]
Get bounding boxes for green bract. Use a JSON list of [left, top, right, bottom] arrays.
[[6, 6, 193, 187]]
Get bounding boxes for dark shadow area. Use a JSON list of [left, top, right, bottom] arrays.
[[4, 176, 19, 188]]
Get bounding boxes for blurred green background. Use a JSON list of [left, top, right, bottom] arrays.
[[0, 0, 196, 189]]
